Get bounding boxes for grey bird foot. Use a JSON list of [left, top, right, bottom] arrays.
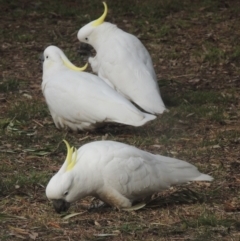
[[88, 198, 109, 210]]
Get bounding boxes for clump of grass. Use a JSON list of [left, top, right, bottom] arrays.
[[15, 33, 35, 43], [217, 129, 240, 142], [0, 177, 5, 197], [165, 90, 230, 107], [7, 100, 49, 121], [1, 171, 50, 195], [120, 223, 143, 234], [0, 78, 19, 92], [175, 19, 191, 29], [157, 25, 172, 37], [150, 0, 187, 18], [183, 214, 237, 229], [163, 90, 233, 122], [204, 46, 226, 63], [182, 91, 230, 105], [193, 46, 226, 64], [231, 46, 240, 63], [180, 103, 225, 122]]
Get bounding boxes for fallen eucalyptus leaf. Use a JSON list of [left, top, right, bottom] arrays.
[[122, 202, 146, 211], [62, 212, 86, 220], [0, 213, 26, 220], [94, 234, 118, 237]]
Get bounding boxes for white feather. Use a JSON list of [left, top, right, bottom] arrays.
[[78, 21, 166, 114], [46, 141, 213, 209], [42, 46, 156, 131]]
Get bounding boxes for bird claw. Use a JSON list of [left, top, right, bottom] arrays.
[[88, 198, 107, 210]]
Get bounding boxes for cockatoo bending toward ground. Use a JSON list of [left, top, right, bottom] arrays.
[[41, 46, 156, 131], [46, 140, 213, 213], [77, 2, 166, 115]]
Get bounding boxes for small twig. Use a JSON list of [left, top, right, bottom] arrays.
[[79, 135, 90, 142], [33, 119, 44, 127], [168, 74, 196, 79], [150, 222, 171, 227]]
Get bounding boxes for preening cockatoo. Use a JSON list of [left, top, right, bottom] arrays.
[[77, 2, 166, 115], [46, 140, 213, 213], [42, 46, 156, 131]]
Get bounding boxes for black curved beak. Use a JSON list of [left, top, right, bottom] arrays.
[[52, 199, 70, 213], [78, 43, 94, 58], [39, 53, 44, 70], [40, 53, 44, 62]]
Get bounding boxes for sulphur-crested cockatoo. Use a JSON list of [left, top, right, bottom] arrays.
[[42, 46, 156, 131], [77, 2, 166, 115], [46, 140, 213, 213]]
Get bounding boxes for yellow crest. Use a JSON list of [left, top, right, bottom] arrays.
[[92, 2, 108, 27], [63, 61, 88, 72], [63, 140, 78, 171], [62, 53, 88, 71]]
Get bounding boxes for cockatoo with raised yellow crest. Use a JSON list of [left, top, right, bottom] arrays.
[[42, 45, 156, 131], [46, 140, 213, 213], [77, 2, 166, 115]]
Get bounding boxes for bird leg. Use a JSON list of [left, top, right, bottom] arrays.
[[97, 188, 132, 210], [88, 198, 109, 210]]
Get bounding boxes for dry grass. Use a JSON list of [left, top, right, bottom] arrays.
[[0, 0, 240, 240]]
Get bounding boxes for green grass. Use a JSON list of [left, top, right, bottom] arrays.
[[1, 171, 49, 195], [181, 213, 240, 238], [0, 0, 240, 240], [204, 46, 226, 63], [120, 223, 144, 233], [157, 25, 172, 38], [7, 100, 49, 121], [0, 79, 20, 92], [231, 46, 240, 62], [15, 33, 35, 43], [163, 90, 234, 122], [181, 91, 232, 105], [193, 45, 227, 64]]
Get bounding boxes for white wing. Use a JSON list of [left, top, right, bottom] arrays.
[[90, 29, 166, 114], [120, 31, 158, 80], [58, 140, 212, 207], [97, 141, 212, 201], [43, 69, 155, 130]]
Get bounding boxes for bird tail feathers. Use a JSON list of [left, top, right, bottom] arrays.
[[135, 113, 156, 126], [193, 173, 213, 182], [157, 156, 213, 185]]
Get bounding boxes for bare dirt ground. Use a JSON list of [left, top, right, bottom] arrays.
[[0, 0, 240, 240]]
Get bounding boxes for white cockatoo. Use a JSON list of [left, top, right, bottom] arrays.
[[42, 46, 156, 131], [77, 2, 166, 115], [46, 140, 213, 213]]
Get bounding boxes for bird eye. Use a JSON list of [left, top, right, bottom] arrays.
[[64, 191, 68, 196], [85, 37, 88, 41], [46, 55, 49, 59]]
